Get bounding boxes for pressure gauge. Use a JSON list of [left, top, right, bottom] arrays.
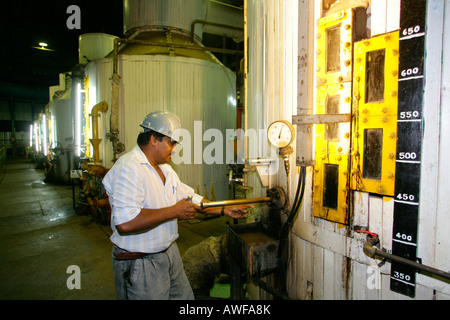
[[267, 120, 295, 149]]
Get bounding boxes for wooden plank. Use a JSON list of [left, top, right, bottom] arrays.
[[303, 240, 314, 299], [371, 0, 387, 36], [366, 264, 381, 300], [351, 260, 367, 299], [369, 195, 383, 239], [436, 291, 450, 300], [433, 0, 450, 274], [313, 245, 324, 300], [380, 272, 399, 300], [334, 253, 346, 300], [416, 0, 442, 265], [297, 235, 305, 299], [353, 191, 369, 227], [292, 113, 351, 125], [415, 284, 434, 299], [382, 197, 394, 251], [323, 249, 335, 299], [381, 197, 394, 274], [386, 0, 401, 32], [287, 233, 299, 299]]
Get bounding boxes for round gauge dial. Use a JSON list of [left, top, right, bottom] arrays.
[[267, 120, 295, 148]]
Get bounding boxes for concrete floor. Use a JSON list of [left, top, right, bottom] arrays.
[[0, 157, 234, 300]]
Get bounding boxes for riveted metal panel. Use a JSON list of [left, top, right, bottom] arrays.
[[316, 8, 367, 87], [313, 83, 352, 224], [351, 31, 399, 196], [313, 8, 367, 225]]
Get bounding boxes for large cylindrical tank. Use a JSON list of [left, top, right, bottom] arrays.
[[84, 0, 238, 200], [48, 89, 73, 183], [123, 0, 206, 38], [78, 33, 118, 64]]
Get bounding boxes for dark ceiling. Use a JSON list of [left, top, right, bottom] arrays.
[[0, 0, 243, 104], [0, 0, 123, 102]]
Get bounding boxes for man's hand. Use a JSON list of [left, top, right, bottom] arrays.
[[223, 205, 253, 219], [173, 199, 202, 220]]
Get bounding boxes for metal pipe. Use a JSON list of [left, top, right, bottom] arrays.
[[243, 0, 249, 188], [364, 239, 450, 281], [110, 38, 124, 162], [210, 0, 244, 11], [90, 101, 108, 163], [200, 197, 271, 209], [190, 19, 244, 43], [91, 101, 108, 142]]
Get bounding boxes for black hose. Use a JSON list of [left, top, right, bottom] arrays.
[[277, 166, 306, 297], [278, 166, 306, 258]]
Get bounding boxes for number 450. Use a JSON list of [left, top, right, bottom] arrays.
[[397, 193, 415, 201], [402, 25, 421, 36]]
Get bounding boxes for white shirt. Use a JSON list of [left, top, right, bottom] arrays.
[[102, 145, 203, 253]]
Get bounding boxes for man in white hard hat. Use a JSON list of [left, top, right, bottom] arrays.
[[103, 110, 250, 300]]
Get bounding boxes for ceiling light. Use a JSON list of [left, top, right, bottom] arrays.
[[32, 42, 55, 52]]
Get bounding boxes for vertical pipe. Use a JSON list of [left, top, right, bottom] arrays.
[[110, 38, 124, 162], [90, 101, 108, 163], [74, 82, 82, 157], [244, 0, 249, 186], [42, 114, 47, 156]]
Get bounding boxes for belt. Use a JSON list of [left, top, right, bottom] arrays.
[[115, 251, 152, 261], [114, 245, 170, 261]]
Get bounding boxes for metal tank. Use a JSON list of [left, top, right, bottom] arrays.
[[78, 33, 118, 64], [84, 0, 241, 200], [47, 74, 73, 183], [123, 0, 205, 39]]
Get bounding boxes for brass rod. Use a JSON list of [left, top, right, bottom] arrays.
[[201, 197, 271, 209]]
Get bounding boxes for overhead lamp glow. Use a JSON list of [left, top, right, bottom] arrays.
[[32, 42, 55, 52]]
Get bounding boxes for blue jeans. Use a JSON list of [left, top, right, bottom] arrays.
[[112, 243, 194, 300]]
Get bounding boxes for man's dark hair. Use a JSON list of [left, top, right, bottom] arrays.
[[137, 129, 166, 146]]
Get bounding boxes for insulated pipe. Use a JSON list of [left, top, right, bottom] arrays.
[[90, 102, 108, 141], [243, 0, 249, 187], [200, 197, 271, 209], [364, 237, 450, 281], [90, 101, 108, 163], [189, 19, 244, 43]]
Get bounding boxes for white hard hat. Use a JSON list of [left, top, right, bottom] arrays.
[[139, 110, 182, 143]]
